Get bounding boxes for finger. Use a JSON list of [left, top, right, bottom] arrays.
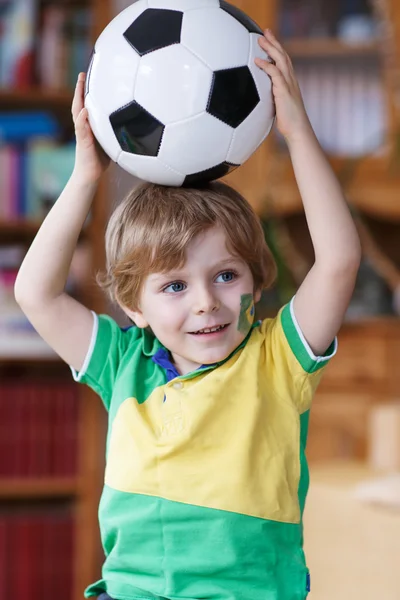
[[71, 72, 86, 122], [263, 29, 293, 61], [263, 29, 284, 51], [259, 34, 293, 82], [254, 59, 288, 93], [75, 107, 92, 142], [258, 36, 291, 77]]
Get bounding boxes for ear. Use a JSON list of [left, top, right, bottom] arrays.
[[118, 302, 149, 329], [254, 288, 262, 303]]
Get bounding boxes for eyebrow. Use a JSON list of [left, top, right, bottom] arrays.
[[149, 258, 243, 282]]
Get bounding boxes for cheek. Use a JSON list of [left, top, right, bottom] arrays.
[[152, 298, 186, 329]]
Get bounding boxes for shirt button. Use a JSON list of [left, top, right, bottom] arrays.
[[173, 381, 183, 390]]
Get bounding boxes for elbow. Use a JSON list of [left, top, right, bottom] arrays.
[[323, 253, 361, 279], [14, 275, 25, 307], [14, 280, 31, 313], [318, 239, 362, 274], [14, 276, 43, 313]]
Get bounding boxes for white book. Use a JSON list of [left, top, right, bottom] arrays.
[[301, 63, 323, 147], [351, 65, 366, 155], [365, 68, 386, 155], [336, 66, 354, 156]]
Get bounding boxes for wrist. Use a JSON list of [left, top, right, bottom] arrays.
[[285, 119, 315, 149], [71, 168, 101, 190]]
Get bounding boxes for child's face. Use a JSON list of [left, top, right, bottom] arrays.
[[130, 226, 261, 375]]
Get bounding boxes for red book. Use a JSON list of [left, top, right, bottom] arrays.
[[15, 384, 26, 478], [41, 511, 60, 600], [31, 384, 46, 477], [65, 385, 79, 476], [1, 385, 11, 477], [13, 514, 34, 599], [60, 513, 74, 600], [25, 385, 35, 478], [0, 515, 9, 599], [0, 385, 7, 476], [41, 385, 52, 477], [52, 386, 62, 477], [8, 385, 19, 477], [30, 515, 42, 600]]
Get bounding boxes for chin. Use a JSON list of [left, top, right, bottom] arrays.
[[201, 348, 231, 365]]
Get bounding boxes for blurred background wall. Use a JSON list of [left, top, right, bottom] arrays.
[[0, 0, 399, 599]]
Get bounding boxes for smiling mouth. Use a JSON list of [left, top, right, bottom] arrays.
[[189, 324, 230, 335]]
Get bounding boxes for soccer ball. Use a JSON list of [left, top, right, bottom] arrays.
[[85, 0, 275, 187]]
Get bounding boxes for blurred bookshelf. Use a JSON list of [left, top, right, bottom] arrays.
[[227, 0, 400, 221], [0, 0, 110, 599], [0, 0, 399, 600], [284, 37, 381, 57]]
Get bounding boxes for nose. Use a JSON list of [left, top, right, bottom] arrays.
[[192, 285, 220, 314]]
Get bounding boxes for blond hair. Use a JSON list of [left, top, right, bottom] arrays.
[[97, 181, 277, 310]]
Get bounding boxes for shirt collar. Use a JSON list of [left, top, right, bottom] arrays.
[[151, 347, 215, 383], [151, 320, 261, 382]]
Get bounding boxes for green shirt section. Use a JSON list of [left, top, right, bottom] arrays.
[[88, 485, 309, 600]]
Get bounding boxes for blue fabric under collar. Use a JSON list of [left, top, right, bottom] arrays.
[[152, 347, 215, 382]]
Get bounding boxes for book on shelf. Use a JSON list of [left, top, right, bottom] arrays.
[[0, 111, 59, 142], [0, 0, 92, 90], [0, 506, 74, 600], [0, 110, 75, 221], [278, 0, 377, 40], [0, 268, 56, 358], [37, 4, 92, 90], [0, 381, 79, 478], [0, 0, 37, 88], [275, 58, 386, 156], [0, 257, 85, 358]]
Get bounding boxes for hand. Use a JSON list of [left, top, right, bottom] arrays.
[[255, 30, 312, 144], [71, 72, 110, 184]]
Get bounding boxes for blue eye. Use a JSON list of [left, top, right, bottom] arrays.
[[163, 281, 186, 293], [216, 271, 237, 283]]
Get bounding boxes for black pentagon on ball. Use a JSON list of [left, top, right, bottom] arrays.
[[124, 9, 183, 56], [110, 101, 165, 157], [85, 49, 95, 97], [207, 67, 260, 128], [183, 162, 239, 187], [220, 1, 263, 35]]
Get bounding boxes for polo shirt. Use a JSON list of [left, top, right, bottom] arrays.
[[71, 297, 337, 600]]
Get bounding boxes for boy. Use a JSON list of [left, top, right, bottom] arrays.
[[15, 30, 361, 600]]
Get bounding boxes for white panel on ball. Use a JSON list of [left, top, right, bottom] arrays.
[[227, 101, 274, 165], [118, 152, 185, 186], [181, 7, 249, 72], [148, 0, 218, 10], [248, 33, 273, 100], [89, 36, 140, 116], [134, 45, 213, 125], [85, 95, 122, 162], [159, 113, 233, 174]]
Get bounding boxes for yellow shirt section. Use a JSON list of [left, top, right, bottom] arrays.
[[105, 307, 331, 524]]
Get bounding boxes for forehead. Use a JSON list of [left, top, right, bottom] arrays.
[[147, 227, 244, 282], [186, 226, 231, 257]]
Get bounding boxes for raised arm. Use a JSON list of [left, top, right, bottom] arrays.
[[14, 73, 110, 371], [256, 30, 361, 355]]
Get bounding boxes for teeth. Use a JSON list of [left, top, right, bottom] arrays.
[[194, 325, 224, 334]]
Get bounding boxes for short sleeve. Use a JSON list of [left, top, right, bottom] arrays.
[[70, 312, 143, 410], [261, 297, 337, 414]]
